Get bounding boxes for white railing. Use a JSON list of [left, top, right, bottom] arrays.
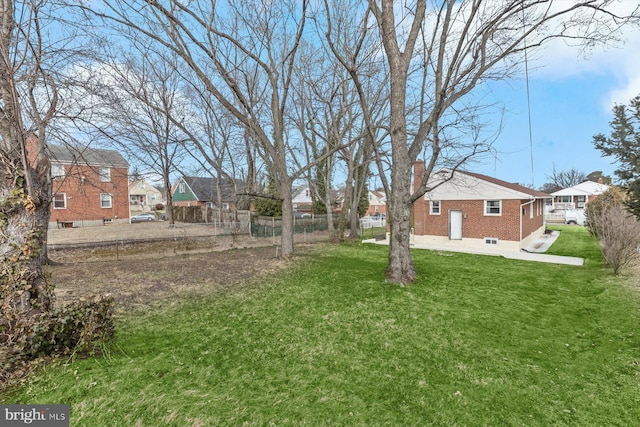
[[554, 202, 575, 210], [360, 216, 386, 229], [545, 213, 565, 223]]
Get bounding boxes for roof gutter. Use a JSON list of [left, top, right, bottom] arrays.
[[519, 198, 537, 243]]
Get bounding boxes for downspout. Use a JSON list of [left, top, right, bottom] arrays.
[[519, 198, 536, 244]]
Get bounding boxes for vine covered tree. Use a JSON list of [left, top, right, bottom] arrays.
[[1, 0, 57, 346]]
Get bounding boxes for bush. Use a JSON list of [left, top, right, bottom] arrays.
[[592, 205, 640, 275], [1, 295, 115, 389], [585, 187, 625, 237], [155, 203, 164, 210]]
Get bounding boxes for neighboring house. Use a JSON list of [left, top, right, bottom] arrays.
[[292, 186, 313, 211], [292, 185, 343, 212], [48, 144, 129, 227], [550, 180, 609, 211], [366, 189, 387, 217], [172, 175, 243, 210], [412, 161, 550, 253], [129, 180, 163, 212]]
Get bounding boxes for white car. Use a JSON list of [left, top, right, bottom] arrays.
[[130, 213, 156, 223], [565, 209, 585, 225]]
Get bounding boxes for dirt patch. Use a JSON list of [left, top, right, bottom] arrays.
[[46, 236, 330, 314]]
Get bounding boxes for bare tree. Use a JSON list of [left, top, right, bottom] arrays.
[[87, 0, 314, 258], [328, 0, 639, 284], [542, 164, 586, 193], [289, 43, 367, 239], [594, 205, 640, 275], [89, 47, 189, 224], [320, 0, 390, 238]]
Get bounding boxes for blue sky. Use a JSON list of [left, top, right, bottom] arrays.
[[473, 27, 640, 189]]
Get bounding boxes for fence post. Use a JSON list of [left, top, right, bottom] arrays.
[[272, 216, 275, 245]]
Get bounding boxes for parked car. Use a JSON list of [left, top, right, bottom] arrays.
[[293, 212, 312, 219], [565, 209, 585, 225], [130, 212, 156, 223]]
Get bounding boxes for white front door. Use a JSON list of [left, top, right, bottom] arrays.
[[449, 210, 462, 240]]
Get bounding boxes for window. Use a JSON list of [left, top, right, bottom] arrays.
[[100, 193, 112, 208], [558, 195, 571, 203], [576, 195, 586, 208], [430, 200, 441, 215], [222, 203, 229, 210], [53, 193, 66, 209], [51, 164, 64, 178], [484, 200, 501, 216], [99, 167, 110, 182], [485, 237, 498, 246], [178, 183, 185, 193]]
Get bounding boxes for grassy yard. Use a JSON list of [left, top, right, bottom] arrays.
[[4, 227, 640, 425]]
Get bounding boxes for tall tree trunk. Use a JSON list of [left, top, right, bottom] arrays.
[[386, 172, 416, 284], [280, 179, 294, 257]]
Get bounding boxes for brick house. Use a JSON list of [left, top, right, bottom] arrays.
[[48, 145, 129, 227], [412, 161, 550, 252]]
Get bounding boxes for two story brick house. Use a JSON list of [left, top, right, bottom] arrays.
[[48, 145, 129, 227], [412, 161, 550, 252]]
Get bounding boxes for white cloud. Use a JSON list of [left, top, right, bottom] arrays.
[[527, 2, 640, 111]]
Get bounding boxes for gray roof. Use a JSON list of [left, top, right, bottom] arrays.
[[47, 144, 128, 168], [182, 176, 244, 202]]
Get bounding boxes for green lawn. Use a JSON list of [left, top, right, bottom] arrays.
[[4, 227, 640, 425]]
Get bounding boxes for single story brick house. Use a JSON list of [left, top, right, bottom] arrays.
[[412, 161, 551, 252], [48, 145, 130, 227]]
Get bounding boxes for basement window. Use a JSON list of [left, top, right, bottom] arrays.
[[485, 237, 498, 246]]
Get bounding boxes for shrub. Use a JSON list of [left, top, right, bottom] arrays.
[[585, 187, 625, 237], [155, 203, 164, 210], [1, 295, 115, 389], [593, 205, 640, 275]]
